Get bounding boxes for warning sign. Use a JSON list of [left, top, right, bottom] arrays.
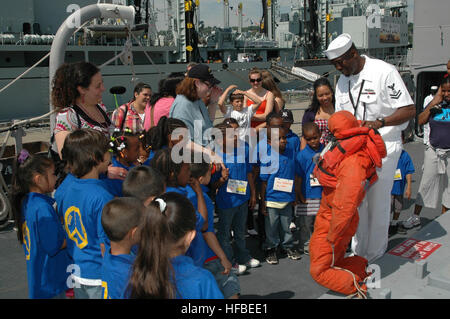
[[388, 239, 441, 260]]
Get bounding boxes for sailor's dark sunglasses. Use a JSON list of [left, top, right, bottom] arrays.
[[250, 78, 262, 83]]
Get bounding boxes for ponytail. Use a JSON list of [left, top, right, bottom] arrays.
[[11, 150, 53, 243], [126, 192, 196, 299]]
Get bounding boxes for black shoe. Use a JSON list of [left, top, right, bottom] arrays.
[[285, 248, 302, 260], [389, 224, 398, 236], [265, 248, 278, 265], [397, 225, 408, 235]]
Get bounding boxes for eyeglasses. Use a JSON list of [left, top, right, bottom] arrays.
[[203, 81, 214, 89], [250, 78, 262, 83]]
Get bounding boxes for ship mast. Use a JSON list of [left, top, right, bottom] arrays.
[[261, 0, 276, 40], [238, 3, 243, 33], [223, 0, 230, 29]]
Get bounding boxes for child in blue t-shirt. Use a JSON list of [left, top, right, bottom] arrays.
[[295, 122, 324, 254], [279, 109, 300, 156], [11, 150, 70, 299], [122, 165, 166, 206], [100, 197, 145, 299], [279, 109, 301, 232], [260, 125, 302, 265], [101, 128, 141, 196], [122, 165, 166, 255], [139, 116, 188, 165], [390, 148, 415, 235], [56, 129, 114, 299], [211, 123, 260, 273], [124, 192, 223, 299], [150, 148, 209, 265], [190, 157, 241, 299]]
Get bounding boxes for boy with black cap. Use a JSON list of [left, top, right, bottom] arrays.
[[279, 109, 300, 231], [279, 109, 300, 156]]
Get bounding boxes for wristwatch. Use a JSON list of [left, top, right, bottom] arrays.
[[376, 117, 385, 128]]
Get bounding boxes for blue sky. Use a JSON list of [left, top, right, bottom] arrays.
[[155, 0, 414, 30]]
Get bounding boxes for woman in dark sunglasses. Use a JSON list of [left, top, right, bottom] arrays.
[[243, 68, 275, 131]]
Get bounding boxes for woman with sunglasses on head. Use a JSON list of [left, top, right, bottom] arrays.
[[244, 68, 275, 131]]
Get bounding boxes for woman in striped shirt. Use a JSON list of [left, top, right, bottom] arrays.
[[300, 77, 335, 150]]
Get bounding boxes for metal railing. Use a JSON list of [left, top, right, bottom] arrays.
[[0, 114, 54, 230]]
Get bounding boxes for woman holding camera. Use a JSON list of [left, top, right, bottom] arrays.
[[400, 77, 450, 231]]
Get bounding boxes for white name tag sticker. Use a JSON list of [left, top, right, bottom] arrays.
[[273, 177, 294, 193], [310, 174, 321, 187], [227, 179, 248, 195], [393, 169, 402, 181]]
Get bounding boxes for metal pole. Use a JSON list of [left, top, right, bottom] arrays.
[[48, 3, 135, 133]]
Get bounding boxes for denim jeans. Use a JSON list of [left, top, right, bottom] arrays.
[[265, 203, 294, 250], [217, 201, 251, 265]]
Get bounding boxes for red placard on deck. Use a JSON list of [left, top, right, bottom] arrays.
[[387, 238, 441, 260]]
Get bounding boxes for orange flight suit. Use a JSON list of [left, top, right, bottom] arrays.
[[309, 111, 386, 297]]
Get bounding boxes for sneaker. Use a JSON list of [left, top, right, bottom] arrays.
[[247, 229, 258, 236], [402, 215, 421, 229], [397, 225, 407, 234], [303, 241, 310, 255], [231, 263, 247, 275], [246, 258, 261, 268], [265, 248, 278, 265], [388, 224, 398, 236], [289, 222, 297, 232], [286, 248, 302, 260]]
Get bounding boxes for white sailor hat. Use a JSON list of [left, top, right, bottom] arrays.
[[324, 33, 353, 60], [431, 86, 438, 90]]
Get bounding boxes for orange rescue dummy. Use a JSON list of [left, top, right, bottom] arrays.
[[309, 110, 387, 297]]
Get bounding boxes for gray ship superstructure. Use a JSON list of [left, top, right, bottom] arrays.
[[0, 0, 294, 121], [0, 0, 412, 122]]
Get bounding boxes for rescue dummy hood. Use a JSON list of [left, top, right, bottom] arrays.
[[328, 110, 359, 138]]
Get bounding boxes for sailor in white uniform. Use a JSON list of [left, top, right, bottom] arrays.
[[324, 33, 416, 262]]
